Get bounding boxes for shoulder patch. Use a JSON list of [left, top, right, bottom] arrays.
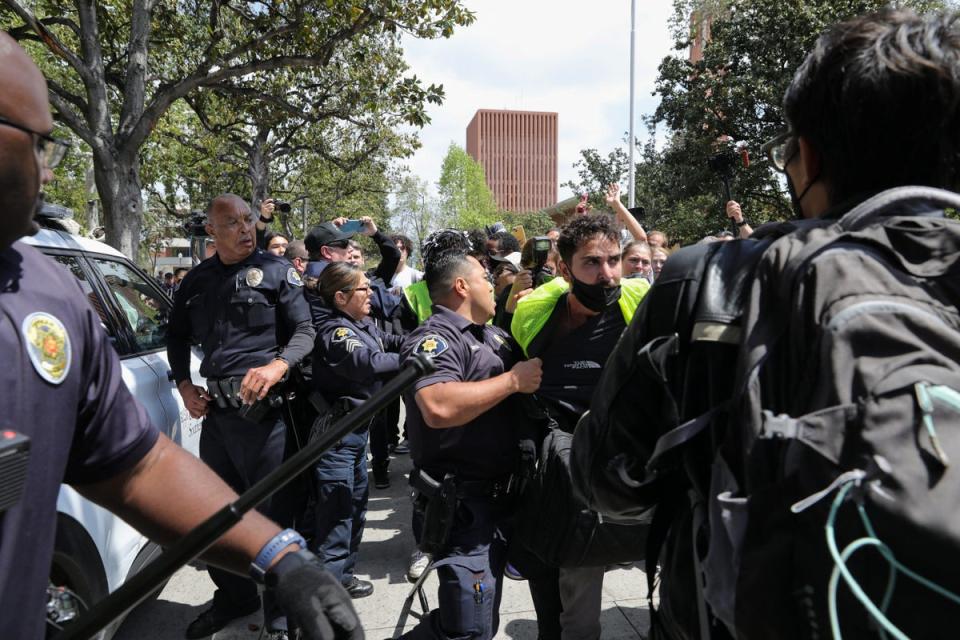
[[415, 334, 448, 357], [330, 326, 358, 343], [22, 312, 72, 385], [286, 267, 302, 287]]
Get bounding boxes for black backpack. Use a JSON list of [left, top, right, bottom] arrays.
[[576, 187, 960, 639]]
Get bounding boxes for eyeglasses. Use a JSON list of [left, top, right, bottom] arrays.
[[341, 286, 371, 294], [761, 130, 797, 173], [0, 116, 71, 169]]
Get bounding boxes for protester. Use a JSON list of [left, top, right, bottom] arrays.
[[509, 214, 649, 640], [265, 230, 291, 257], [646, 230, 667, 250], [621, 240, 653, 281], [571, 9, 960, 640], [650, 246, 669, 280], [390, 233, 424, 291]]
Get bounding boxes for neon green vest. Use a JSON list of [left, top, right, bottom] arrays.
[[403, 281, 434, 324], [511, 278, 650, 356]]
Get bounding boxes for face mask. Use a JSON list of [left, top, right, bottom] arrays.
[[571, 277, 621, 312], [786, 170, 819, 219]]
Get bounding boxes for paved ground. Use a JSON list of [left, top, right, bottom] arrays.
[[116, 450, 651, 639]]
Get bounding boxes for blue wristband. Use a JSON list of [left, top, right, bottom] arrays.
[[250, 528, 306, 583]]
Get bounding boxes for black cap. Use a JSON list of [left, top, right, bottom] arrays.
[[304, 222, 356, 254]]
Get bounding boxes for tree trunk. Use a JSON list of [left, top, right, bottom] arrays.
[[94, 152, 144, 259]]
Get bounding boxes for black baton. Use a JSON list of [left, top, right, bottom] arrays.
[[57, 353, 435, 640]]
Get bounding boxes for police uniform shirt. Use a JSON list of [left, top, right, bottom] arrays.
[[311, 303, 403, 409], [0, 242, 160, 639], [167, 249, 314, 384], [532, 294, 627, 420], [401, 305, 521, 480]]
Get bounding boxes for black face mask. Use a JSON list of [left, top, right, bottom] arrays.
[[786, 170, 819, 220], [571, 277, 621, 312]]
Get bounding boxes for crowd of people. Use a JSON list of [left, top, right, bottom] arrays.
[[4, 6, 960, 640]]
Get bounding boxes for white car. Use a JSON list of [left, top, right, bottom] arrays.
[[23, 210, 204, 639]]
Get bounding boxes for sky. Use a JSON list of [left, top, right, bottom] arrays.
[[399, 0, 678, 201]]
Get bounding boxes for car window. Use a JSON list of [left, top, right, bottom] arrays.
[[50, 254, 115, 332], [89, 258, 171, 353]]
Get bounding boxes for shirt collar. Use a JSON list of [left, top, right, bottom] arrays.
[[431, 304, 478, 333]]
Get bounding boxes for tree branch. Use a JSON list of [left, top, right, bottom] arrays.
[[1, 0, 91, 83]]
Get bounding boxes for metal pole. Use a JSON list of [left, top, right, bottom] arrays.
[[628, 0, 636, 208]]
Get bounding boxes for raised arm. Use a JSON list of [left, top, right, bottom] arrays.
[[606, 183, 647, 243]]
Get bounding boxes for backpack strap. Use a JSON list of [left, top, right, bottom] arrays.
[[647, 405, 726, 474], [838, 185, 960, 231]]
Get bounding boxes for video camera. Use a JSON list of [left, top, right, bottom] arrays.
[[182, 212, 208, 238], [530, 236, 554, 287], [273, 200, 292, 214], [707, 149, 739, 177]]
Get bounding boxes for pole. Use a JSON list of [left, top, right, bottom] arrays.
[[628, 0, 636, 208], [57, 355, 435, 640]]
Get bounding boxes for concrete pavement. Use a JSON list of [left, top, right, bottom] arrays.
[[116, 449, 651, 639]]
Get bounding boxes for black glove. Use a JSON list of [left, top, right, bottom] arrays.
[[266, 549, 364, 640]]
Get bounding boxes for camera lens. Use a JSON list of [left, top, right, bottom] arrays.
[[276, 200, 292, 213]]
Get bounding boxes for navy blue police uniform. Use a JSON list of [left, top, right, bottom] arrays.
[[0, 242, 160, 639], [399, 305, 522, 640], [167, 248, 315, 631], [308, 299, 403, 586]]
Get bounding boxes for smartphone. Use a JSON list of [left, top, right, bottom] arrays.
[[339, 219, 364, 234], [511, 224, 527, 246]]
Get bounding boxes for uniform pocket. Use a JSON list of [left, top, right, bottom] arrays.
[[230, 289, 274, 328]]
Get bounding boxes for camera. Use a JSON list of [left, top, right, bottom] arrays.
[[530, 236, 554, 287], [273, 200, 292, 213], [182, 212, 208, 238], [707, 150, 739, 176]]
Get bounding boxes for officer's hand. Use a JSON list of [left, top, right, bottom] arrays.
[[261, 199, 276, 218], [510, 357, 543, 394], [240, 359, 289, 405], [725, 200, 744, 224], [267, 550, 364, 640], [177, 381, 210, 419], [359, 216, 377, 236]]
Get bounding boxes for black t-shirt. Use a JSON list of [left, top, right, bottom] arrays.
[[401, 305, 521, 480], [0, 242, 159, 639], [531, 293, 626, 422]]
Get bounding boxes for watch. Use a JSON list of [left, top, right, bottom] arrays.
[[735, 219, 749, 227], [249, 528, 306, 583], [259, 214, 273, 224]]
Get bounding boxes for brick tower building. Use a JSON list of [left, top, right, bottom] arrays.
[[466, 109, 558, 212]]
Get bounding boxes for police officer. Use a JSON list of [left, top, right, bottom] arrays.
[[168, 194, 317, 639], [399, 248, 543, 640], [308, 262, 404, 598], [0, 33, 358, 640], [510, 213, 649, 640]]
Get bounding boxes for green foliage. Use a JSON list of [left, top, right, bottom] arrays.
[[1, 0, 475, 259], [568, 0, 952, 246], [437, 143, 498, 229]]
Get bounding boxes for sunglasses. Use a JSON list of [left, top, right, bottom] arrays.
[[761, 130, 798, 173], [0, 116, 71, 169]]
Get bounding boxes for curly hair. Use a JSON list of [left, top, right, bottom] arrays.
[[556, 214, 620, 266]]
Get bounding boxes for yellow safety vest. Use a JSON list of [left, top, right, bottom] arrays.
[[511, 278, 649, 356], [403, 281, 434, 325]]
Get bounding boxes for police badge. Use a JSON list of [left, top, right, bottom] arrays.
[[22, 312, 71, 384], [245, 268, 264, 287]]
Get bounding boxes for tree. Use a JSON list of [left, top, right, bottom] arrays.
[[1, 0, 474, 257], [390, 174, 444, 260], [437, 143, 497, 229], [568, 0, 950, 246]]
